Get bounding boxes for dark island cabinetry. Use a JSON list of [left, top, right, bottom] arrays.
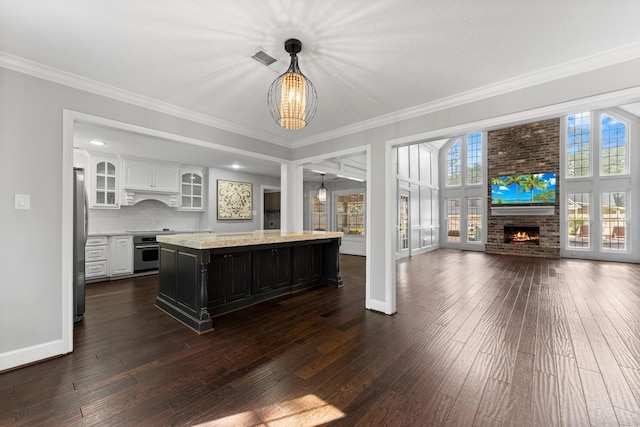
[[155, 233, 343, 333]]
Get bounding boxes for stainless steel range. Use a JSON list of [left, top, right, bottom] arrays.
[[133, 235, 159, 273]]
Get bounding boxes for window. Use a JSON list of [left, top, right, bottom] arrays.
[[336, 193, 364, 235], [567, 112, 591, 177], [467, 197, 482, 243], [446, 199, 460, 242], [400, 194, 409, 250], [446, 139, 461, 186], [466, 132, 483, 185], [601, 114, 627, 175], [567, 193, 590, 248], [311, 193, 326, 231], [442, 132, 485, 246], [564, 110, 633, 258], [601, 192, 626, 251]]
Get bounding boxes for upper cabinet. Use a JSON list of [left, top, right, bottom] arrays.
[[122, 158, 180, 193], [91, 155, 120, 208], [179, 167, 205, 211]]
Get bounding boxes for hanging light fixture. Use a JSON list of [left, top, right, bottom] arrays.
[[267, 38, 318, 130], [317, 174, 327, 202]]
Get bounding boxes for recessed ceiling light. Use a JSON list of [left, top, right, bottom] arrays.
[[231, 163, 243, 169], [89, 140, 105, 146]]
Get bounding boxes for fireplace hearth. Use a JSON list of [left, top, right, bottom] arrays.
[[504, 226, 540, 245]]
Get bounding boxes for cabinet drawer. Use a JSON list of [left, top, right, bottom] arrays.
[[86, 261, 108, 278], [86, 236, 108, 246], [85, 245, 108, 261]]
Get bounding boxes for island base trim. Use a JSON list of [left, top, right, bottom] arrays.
[[155, 297, 213, 334]]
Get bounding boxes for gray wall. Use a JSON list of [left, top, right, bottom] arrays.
[[203, 167, 280, 232]]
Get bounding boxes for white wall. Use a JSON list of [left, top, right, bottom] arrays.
[[3, 55, 640, 370]]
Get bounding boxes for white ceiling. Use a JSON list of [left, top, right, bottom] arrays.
[[3, 0, 640, 173]]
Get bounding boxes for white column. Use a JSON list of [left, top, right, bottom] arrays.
[[280, 162, 304, 233]]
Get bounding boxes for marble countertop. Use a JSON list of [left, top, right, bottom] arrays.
[[88, 230, 211, 237], [156, 230, 344, 250]]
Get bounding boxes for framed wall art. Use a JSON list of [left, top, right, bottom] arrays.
[[216, 179, 253, 220]]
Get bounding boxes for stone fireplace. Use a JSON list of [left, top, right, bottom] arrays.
[[485, 119, 560, 258]]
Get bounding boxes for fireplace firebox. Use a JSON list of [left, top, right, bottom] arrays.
[[504, 226, 540, 245]]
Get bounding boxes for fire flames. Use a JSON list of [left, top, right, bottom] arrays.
[[512, 231, 532, 242]]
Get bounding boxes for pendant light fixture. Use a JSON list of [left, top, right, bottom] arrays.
[[317, 174, 327, 202], [267, 38, 318, 130]]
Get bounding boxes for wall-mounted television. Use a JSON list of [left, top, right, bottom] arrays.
[[491, 172, 556, 205]]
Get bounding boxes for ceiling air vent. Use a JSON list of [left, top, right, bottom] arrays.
[[251, 49, 277, 67]]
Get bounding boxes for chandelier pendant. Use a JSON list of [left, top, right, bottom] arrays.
[[267, 39, 318, 130]]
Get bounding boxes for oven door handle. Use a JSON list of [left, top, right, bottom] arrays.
[[135, 244, 159, 249]]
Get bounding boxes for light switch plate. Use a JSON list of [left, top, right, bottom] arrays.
[[15, 194, 30, 210]]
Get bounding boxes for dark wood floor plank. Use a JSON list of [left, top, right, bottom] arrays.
[[3, 250, 640, 426]]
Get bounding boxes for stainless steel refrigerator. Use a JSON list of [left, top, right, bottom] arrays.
[[73, 167, 88, 322]]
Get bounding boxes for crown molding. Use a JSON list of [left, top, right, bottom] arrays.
[[0, 51, 292, 148], [3, 39, 640, 152], [292, 40, 640, 148]]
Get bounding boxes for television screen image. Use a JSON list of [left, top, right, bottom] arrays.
[[491, 172, 556, 205]]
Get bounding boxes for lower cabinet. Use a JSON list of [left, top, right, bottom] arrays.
[[253, 247, 291, 295], [292, 244, 323, 291], [210, 249, 252, 305], [109, 235, 133, 276], [85, 236, 109, 280]]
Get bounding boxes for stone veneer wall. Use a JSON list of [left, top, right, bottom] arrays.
[[486, 118, 561, 258]]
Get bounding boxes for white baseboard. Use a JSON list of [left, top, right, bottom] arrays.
[[0, 340, 67, 372], [366, 298, 396, 315]]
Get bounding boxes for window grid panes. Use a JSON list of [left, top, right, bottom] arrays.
[[567, 112, 591, 177], [467, 197, 482, 243], [312, 194, 326, 231], [446, 199, 460, 242], [447, 139, 461, 186], [568, 193, 590, 248], [336, 193, 364, 235], [601, 114, 627, 175], [400, 194, 409, 249], [466, 133, 482, 185], [601, 192, 626, 251]]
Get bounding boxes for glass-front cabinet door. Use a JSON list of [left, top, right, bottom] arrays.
[[179, 167, 204, 210], [92, 156, 119, 208]]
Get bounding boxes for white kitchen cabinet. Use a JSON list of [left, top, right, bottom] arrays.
[[85, 235, 109, 280], [90, 155, 120, 208], [123, 158, 180, 193], [109, 235, 133, 276], [179, 167, 205, 210]]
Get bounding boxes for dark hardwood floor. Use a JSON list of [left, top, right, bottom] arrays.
[[3, 250, 640, 426]]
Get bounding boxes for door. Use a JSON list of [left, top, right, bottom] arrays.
[[398, 190, 410, 258]]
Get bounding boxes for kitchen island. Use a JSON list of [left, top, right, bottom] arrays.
[[155, 230, 343, 333]]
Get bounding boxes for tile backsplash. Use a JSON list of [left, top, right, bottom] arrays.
[[89, 199, 205, 233]]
